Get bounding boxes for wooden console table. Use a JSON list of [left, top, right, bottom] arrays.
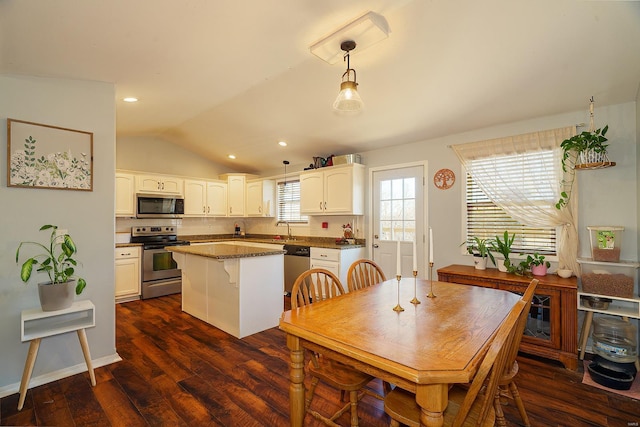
[[18, 300, 96, 410], [438, 265, 578, 370]]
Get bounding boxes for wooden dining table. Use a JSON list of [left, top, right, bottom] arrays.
[[279, 278, 521, 427]]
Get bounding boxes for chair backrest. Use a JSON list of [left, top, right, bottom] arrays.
[[452, 298, 529, 427], [347, 259, 387, 292], [290, 268, 345, 309], [504, 278, 539, 372]]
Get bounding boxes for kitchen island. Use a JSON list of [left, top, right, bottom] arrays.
[[168, 243, 285, 338]]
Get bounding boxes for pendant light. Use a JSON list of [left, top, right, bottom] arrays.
[[332, 40, 363, 113]]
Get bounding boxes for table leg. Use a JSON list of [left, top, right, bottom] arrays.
[[416, 383, 447, 427], [287, 334, 305, 427], [77, 329, 96, 386], [578, 311, 594, 360], [18, 338, 41, 410]]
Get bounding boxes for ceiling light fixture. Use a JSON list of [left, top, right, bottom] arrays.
[[332, 40, 363, 113], [123, 97, 138, 103], [228, 154, 236, 159], [278, 141, 287, 147]]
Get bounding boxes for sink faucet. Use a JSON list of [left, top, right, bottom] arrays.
[[287, 221, 292, 240]]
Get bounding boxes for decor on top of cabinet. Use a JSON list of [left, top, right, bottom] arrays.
[[556, 97, 614, 209], [488, 231, 515, 272], [16, 224, 87, 311], [588, 226, 624, 262]]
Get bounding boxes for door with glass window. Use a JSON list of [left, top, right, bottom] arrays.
[[372, 165, 425, 278]]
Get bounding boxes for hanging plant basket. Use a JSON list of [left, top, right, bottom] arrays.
[[575, 149, 616, 169]]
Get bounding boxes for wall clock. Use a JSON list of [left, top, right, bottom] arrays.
[[434, 168, 455, 190]]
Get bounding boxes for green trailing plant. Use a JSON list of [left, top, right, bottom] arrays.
[[529, 252, 550, 268], [506, 252, 550, 276], [15, 224, 87, 295], [488, 231, 515, 267], [464, 236, 492, 259], [556, 125, 609, 209]]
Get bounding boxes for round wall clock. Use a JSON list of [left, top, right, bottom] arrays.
[[434, 168, 455, 190]]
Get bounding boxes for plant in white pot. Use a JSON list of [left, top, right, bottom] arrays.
[[16, 224, 87, 311], [488, 231, 516, 272], [465, 236, 492, 270]]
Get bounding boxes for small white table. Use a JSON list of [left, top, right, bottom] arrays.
[[18, 300, 96, 410]]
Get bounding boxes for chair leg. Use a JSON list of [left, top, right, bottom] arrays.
[[390, 420, 401, 427], [509, 381, 531, 427], [494, 388, 507, 427], [306, 377, 319, 411], [349, 390, 360, 427]]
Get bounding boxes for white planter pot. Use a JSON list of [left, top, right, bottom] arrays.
[[498, 259, 509, 273], [474, 257, 487, 270]]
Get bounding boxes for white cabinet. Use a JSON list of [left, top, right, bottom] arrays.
[[246, 179, 275, 217], [115, 172, 135, 217], [184, 179, 228, 216], [226, 175, 246, 217], [115, 246, 141, 301], [136, 174, 184, 195], [310, 246, 365, 290], [300, 164, 364, 215]]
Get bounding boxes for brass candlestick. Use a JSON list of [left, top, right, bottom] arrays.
[[410, 270, 420, 304], [427, 262, 436, 298], [393, 275, 405, 312]]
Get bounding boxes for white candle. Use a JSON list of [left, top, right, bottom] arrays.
[[412, 239, 417, 271], [429, 227, 434, 264], [397, 240, 401, 277]]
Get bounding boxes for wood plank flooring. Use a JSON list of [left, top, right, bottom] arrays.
[[2, 294, 639, 426]]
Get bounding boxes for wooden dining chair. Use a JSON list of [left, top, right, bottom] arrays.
[[347, 259, 387, 292], [291, 268, 381, 427], [494, 278, 539, 427], [383, 298, 529, 427]]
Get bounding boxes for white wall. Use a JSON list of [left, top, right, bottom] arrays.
[[0, 74, 118, 394], [361, 102, 638, 270]]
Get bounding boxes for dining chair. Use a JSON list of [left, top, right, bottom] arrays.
[[383, 298, 529, 427], [494, 278, 539, 427], [290, 268, 381, 427], [346, 259, 387, 292]]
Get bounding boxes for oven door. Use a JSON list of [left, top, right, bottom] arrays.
[[142, 247, 181, 283]]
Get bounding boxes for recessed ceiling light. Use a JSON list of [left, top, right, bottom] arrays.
[[123, 97, 138, 103], [278, 141, 287, 147], [228, 154, 236, 159]]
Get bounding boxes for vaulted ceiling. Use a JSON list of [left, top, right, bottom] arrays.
[[2, 0, 639, 173]]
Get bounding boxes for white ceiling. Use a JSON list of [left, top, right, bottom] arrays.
[[2, 0, 639, 174]]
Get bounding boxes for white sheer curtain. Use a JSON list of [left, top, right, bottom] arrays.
[[451, 126, 580, 275]]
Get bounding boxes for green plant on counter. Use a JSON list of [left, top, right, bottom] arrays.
[[529, 252, 550, 268], [506, 252, 550, 276], [15, 224, 87, 295], [464, 236, 492, 259], [488, 231, 515, 267]]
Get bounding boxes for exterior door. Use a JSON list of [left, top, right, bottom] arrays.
[[371, 164, 426, 279]]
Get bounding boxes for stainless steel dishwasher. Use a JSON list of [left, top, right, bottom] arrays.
[[284, 244, 310, 295]]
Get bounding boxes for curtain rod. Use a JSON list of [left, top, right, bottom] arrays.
[[446, 123, 586, 148]]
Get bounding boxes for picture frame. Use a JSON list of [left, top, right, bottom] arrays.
[[7, 119, 93, 191]]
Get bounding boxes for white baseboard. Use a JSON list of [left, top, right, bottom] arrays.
[[0, 353, 122, 399]]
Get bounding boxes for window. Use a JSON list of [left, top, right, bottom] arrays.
[[465, 150, 557, 255], [277, 179, 308, 224], [379, 177, 415, 241]]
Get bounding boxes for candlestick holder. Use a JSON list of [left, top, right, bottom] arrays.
[[410, 270, 420, 304], [427, 262, 436, 298], [393, 275, 405, 312]]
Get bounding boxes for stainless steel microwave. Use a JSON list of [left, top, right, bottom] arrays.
[[136, 194, 184, 218]]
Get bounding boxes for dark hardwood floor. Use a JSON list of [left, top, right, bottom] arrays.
[[2, 294, 639, 426]]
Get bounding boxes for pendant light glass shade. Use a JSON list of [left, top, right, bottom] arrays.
[[333, 80, 363, 112]]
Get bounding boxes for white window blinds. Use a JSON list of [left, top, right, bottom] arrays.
[[277, 179, 308, 223]]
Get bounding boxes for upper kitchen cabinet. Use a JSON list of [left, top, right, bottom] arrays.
[[220, 174, 256, 217], [246, 179, 275, 217], [300, 164, 364, 215], [184, 179, 228, 217], [115, 172, 135, 217], [136, 174, 184, 195]]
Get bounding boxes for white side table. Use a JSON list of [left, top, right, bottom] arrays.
[[18, 300, 96, 410]]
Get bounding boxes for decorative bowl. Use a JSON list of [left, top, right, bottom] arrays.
[[557, 269, 573, 278]]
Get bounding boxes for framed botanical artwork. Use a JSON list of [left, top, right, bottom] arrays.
[[7, 119, 93, 191]]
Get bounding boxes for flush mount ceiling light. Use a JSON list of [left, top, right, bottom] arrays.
[[228, 154, 236, 159], [332, 40, 363, 113], [123, 97, 138, 103], [310, 11, 390, 65]]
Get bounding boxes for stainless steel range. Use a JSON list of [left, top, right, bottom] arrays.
[[130, 226, 190, 299]]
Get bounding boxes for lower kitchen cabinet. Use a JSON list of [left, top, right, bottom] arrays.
[[437, 264, 578, 370], [310, 247, 365, 290], [115, 246, 141, 302]]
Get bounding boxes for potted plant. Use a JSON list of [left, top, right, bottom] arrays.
[[488, 231, 516, 272], [528, 253, 551, 276], [16, 224, 87, 311], [556, 125, 609, 209], [464, 236, 492, 270]]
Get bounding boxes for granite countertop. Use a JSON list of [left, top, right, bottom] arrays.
[[167, 243, 285, 259], [116, 242, 143, 248], [181, 234, 365, 250]]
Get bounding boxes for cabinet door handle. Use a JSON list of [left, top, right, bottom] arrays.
[[207, 206, 210, 213], [320, 254, 328, 258], [373, 244, 379, 248], [203, 206, 206, 213], [319, 201, 322, 210], [324, 202, 327, 210]]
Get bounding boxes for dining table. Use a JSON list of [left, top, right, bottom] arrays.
[[279, 278, 521, 427]]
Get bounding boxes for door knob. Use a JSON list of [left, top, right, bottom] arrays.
[[373, 244, 379, 248]]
